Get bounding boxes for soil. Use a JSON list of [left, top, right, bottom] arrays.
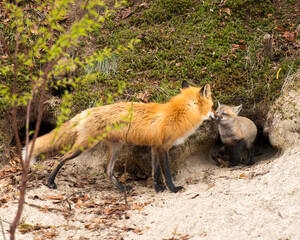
[[1, 140, 299, 240]]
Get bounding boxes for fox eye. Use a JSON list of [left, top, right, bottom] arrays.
[[222, 113, 228, 116]]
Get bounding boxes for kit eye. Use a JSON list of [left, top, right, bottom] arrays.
[[222, 113, 228, 116]]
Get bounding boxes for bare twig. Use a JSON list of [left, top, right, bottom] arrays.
[[24, 202, 72, 214], [63, 191, 85, 211], [0, 216, 7, 240], [9, 0, 103, 238], [10, 14, 25, 240], [123, 102, 133, 205]]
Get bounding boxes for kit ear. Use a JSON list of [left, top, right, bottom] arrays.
[[233, 104, 242, 114], [218, 101, 221, 107], [199, 83, 211, 99], [181, 80, 190, 89]]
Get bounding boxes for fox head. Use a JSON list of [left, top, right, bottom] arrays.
[[215, 102, 242, 124], [179, 80, 214, 120]]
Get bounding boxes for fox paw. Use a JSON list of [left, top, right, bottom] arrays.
[[155, 185, 166, 192], [47, 181, 57, 189], [121, 185, 132, 193], [171, 186, 183, 193]]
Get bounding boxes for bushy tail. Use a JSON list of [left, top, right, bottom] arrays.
[[22, 123, 77, 164]]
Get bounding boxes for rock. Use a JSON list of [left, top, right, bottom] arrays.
[[264, 69, 300, 152]]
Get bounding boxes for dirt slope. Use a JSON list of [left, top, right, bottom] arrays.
[[1, 144, 299, 240]]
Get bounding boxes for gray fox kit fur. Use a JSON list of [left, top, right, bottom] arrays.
[[215, 102, 257, 166]]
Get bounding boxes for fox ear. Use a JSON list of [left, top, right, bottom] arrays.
[[181, 80, 190, 89], [218, 101, 221, 107], [233, 104, 242, 114], [200, 84, 211, 99]]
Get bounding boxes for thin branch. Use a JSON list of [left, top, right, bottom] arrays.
[[0, 216, 7, 240], [27, 54, 63, 164], [78, 0, 90, 20], [63, 191, 85, 211], [24, 202, 72, 214], [10, 15, 23, 239], [123, 102, 133, 205]]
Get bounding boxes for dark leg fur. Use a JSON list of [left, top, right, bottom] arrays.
[[157, 148, 183, 193], [47, 150, 82, 189], [106, 142, 132, 192], [154, 158, 166, 192], [227, 140, 245, 167], [245, 145, 255, 166], [151, 147, 166, 192]]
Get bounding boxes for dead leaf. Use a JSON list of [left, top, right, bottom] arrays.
[[136, 89, 151, 102], [85, 222, 99, 230], [232, 44, 246, 50], [122, 8, 132, 19], [31, 25, 38, 35], [132, 202, 145, 211], [190, 194, 199, 199], [119, 172, 133, 183], [221, 54, 237, 61], [180, 234, 191, 240], [221, 8, 231, 15], [133, 228, 142, 234], [275, 26, 286, 32], [282, 31, 298, 42], [207, 183, 215, 190], [137, 33, 146, 39], [48, 195, 64, 200], [238, 174, 247, 179], [138, 3, 149, 8]]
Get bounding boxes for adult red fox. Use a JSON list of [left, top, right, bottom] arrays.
[[23, 81, 214, 193], [215, 102, 257, 166]]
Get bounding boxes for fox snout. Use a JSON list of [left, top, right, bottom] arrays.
[[214, 114, 223, 122], [210, 108, 217, 120], [211, 110, 223, 122]]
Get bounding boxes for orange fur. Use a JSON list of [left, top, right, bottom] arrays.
[[30, 84, 213, 158], [25, 81, 214, 192]]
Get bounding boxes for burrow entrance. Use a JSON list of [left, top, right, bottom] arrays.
[[13, 121, 56, 146], [209, 126, 280, 168]]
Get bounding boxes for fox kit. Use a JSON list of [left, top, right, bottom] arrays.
[[23, 81, 214, 193], [215, 102, 257, 166]]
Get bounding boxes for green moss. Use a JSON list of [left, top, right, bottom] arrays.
[[225, 0, 275, 19], [1, 0, 298, 123]]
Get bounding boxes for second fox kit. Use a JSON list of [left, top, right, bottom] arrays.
[[24, 81, 214, 193], [215, 102, 257, 166]]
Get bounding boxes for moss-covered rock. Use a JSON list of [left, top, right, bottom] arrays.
[[264, 69, 300, 152]]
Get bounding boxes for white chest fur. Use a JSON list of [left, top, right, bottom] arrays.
[[173, 109, 211, 146]]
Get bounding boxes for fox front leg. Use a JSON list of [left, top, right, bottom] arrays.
[[151, 147, 166, 192], [230, 140, 245, 166], [157, 148, 183, 193], [245, 145, 255, 166]]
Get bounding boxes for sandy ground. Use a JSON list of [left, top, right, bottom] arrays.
[[1, 141, 299, 240]]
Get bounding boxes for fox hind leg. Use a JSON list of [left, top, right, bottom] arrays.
[[106, 141, 131, 192], [47, 149, 82, 189]]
